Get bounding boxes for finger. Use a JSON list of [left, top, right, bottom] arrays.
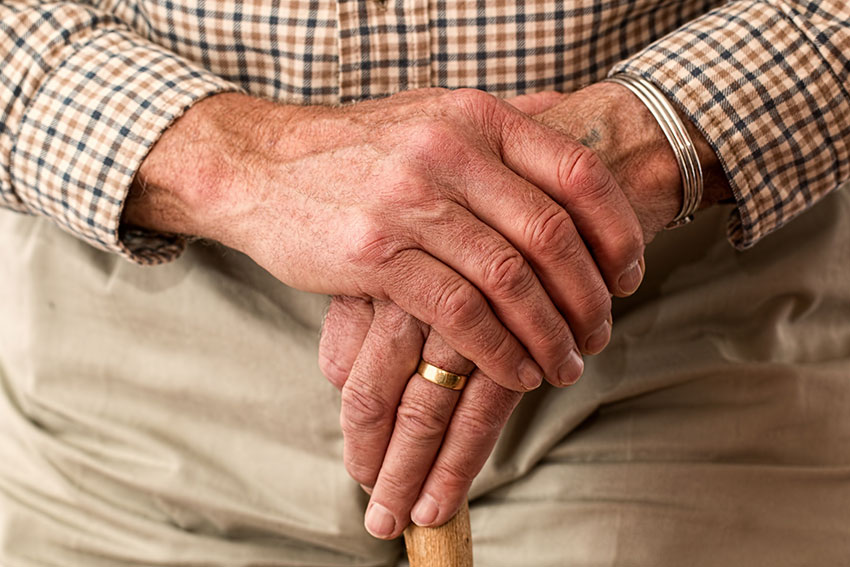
[[319, 296, 374, 389], [381, 249, 544, 392], [409, 200, 586, 386], [456, 159, 612, 361], [364, 332, 470, 540], [410, 372, 522, 528], [340, 302, 427, 489], [496, 105, 646, 297], [504, 91, 565, 115]]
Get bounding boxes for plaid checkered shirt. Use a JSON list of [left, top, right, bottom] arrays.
[[1, 0, 848, 263]]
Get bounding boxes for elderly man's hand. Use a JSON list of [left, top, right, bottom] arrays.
[[321, 297, 522, 539], [319, 82, 733, 539], [126, 88, 645, 392]]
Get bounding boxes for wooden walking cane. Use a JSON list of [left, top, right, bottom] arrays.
[[404, 499, 472, 566]]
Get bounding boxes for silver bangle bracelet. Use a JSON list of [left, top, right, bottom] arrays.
[[603, 73, 704, 229]]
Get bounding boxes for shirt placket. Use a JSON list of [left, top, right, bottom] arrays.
[[336, 0, 432, 103]]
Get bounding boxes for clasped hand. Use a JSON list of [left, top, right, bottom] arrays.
[[130, 84, 660, 541], [316, 89, 664, 539]]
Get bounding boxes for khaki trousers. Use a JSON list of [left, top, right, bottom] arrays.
[[1, 189, 849, 566]]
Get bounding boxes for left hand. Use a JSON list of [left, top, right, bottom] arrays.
[[319, 83, 733, 539]]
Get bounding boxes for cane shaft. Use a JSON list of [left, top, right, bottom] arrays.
[[403, 500, 472, 567]]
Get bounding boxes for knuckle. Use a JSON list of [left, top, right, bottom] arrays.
[[448, 88, 498, 112], [431, 280, 483, 332], [429, 283, 521, 377], [533, 319, 577, 354], [482, 249, 533, 299], [419, 198, 464, 228], [404, 121, 480, 178], [382, 161, 457, 214], [394, 398, 451, 444], [340, 383, 394, 434], [451, 408, 504, 444], [558, 230, 588, 266], [372, 301, 426, 343], [446, 89, 504, 141], [575, 283, 613, 324], [557, 146, 616, 201], [389, 171, 427, 201], [526, 206, 575, 252], [432, 457, 477, 489], [348, 224, 412, 273], [407, 120, 454, 158], [347, 215, 393, 263]]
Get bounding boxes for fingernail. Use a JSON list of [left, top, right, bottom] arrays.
[[557, 350, 584, 386], [360, 484, 373, 495], [584, 320, 611, 355], [411, 493, 439, 527], [518, 358, 544, 390], [364, 502, 396, 539], [618, 259, 644, 295]]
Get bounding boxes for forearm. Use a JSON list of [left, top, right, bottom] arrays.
[[123, 93, 287, 246], [124, 80, 734, 256]]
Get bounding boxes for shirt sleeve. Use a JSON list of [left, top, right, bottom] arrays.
[[1, 2, 241, 264], [612, 0, 850, 249]]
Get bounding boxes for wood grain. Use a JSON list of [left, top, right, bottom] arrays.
[[403, 500, 473, 567]]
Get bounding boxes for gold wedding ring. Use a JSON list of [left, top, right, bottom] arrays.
[[416, 360, 469, 391]]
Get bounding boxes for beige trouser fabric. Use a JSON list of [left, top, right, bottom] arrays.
[[1, 188, 849, 566]]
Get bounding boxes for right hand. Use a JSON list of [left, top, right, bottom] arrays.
[[127, 88, 644, 391]]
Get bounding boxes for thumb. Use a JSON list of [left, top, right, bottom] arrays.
[[503, 91, 565, 115]]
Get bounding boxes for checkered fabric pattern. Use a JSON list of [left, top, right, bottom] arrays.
[[1, 1, 848, 262], [614, 0, 850, 249]]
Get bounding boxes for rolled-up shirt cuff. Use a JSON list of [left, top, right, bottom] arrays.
[[611, 1, 850, 249], [10, 26, 241, 264]]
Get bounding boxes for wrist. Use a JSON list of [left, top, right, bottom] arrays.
[[536, 81, 731, 241], [123, 92, 296, 248]]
